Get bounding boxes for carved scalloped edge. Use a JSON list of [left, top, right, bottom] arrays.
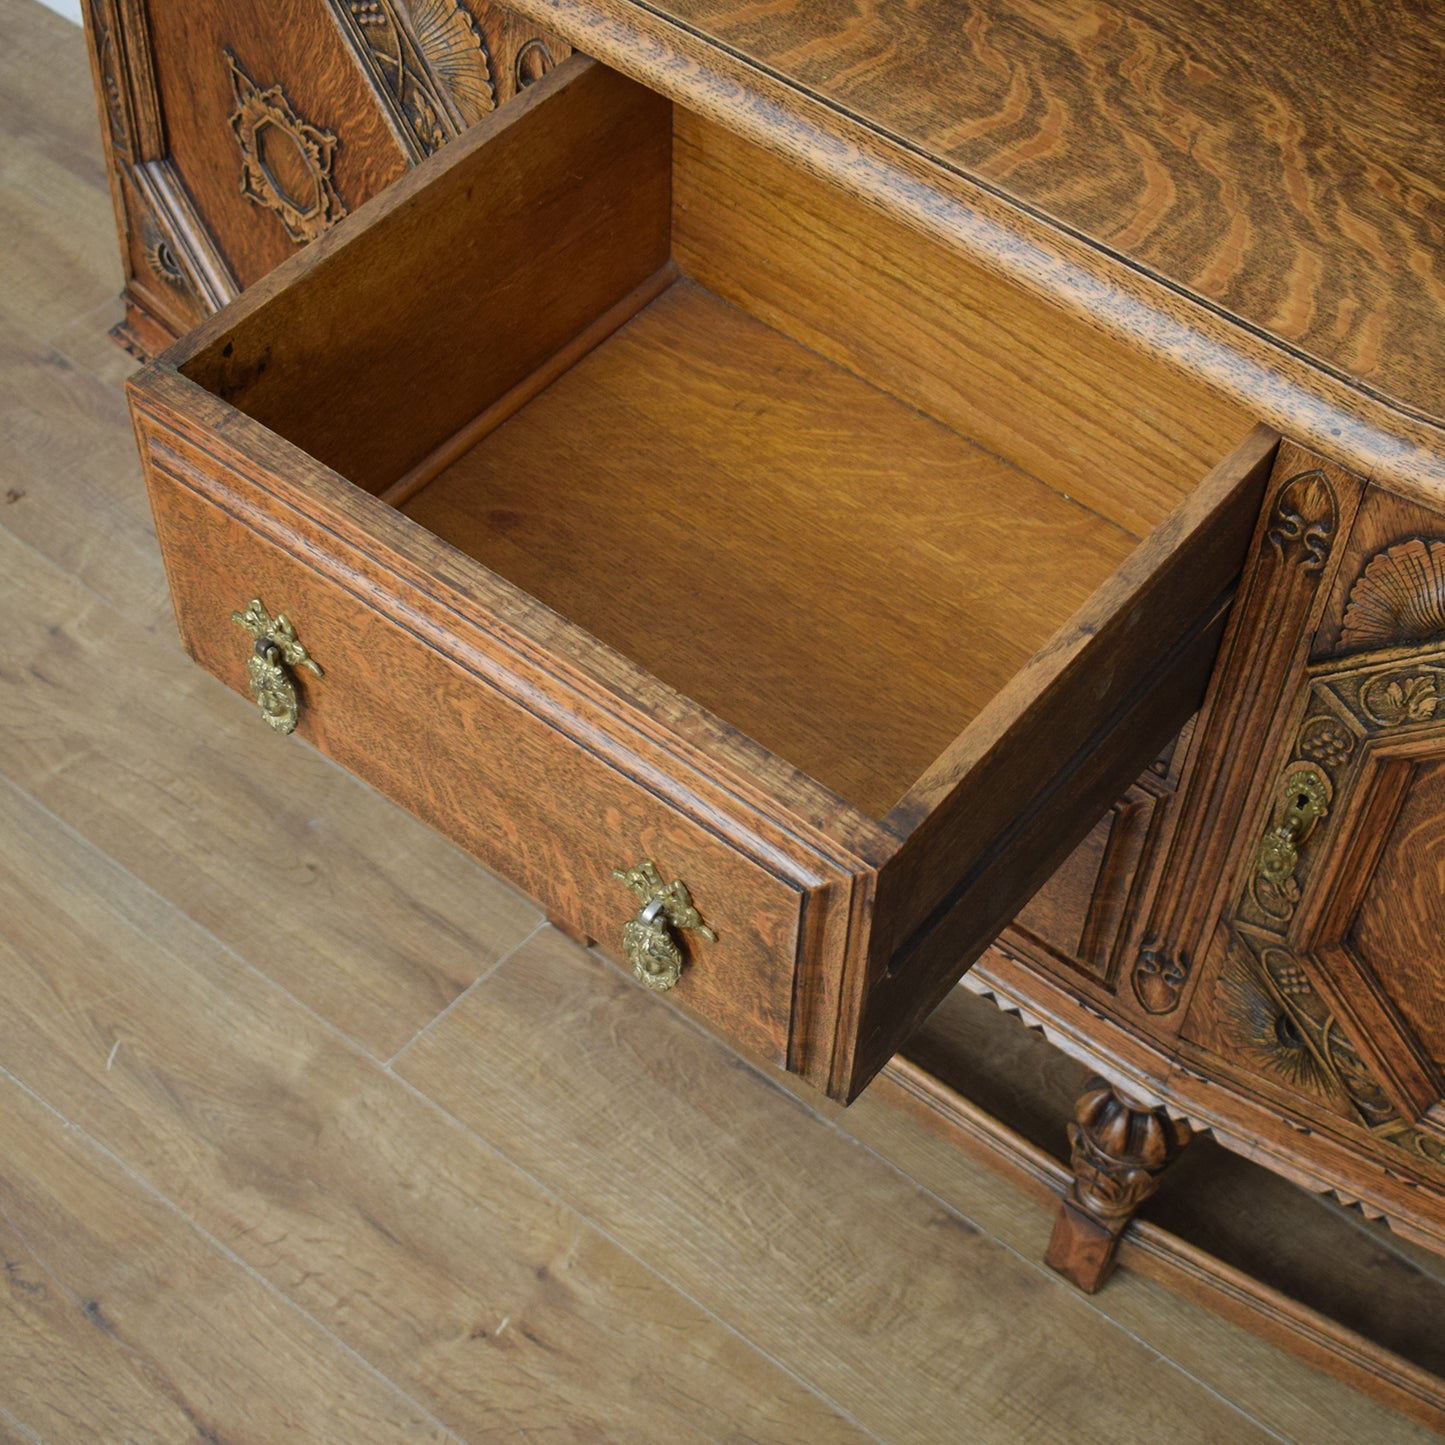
[[959, 969, 1203, 1128], [963, 960, 1445, 1248], [1342, 537, 1445, 648]]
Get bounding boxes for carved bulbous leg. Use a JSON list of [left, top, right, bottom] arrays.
[[1045, 1075, 1192, 1293]]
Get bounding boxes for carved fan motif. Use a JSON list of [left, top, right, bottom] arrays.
[[1219, 941, 1395, 1128], [404, 0, 496, 125], [1342, 538, 1445, 648]]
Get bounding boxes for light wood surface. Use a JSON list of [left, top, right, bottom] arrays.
[[671, 108, 1253, 537], [648, 0, 1445, 426], [2, 1, 1440, 1439], [509, 0, 1445, 506], [403, 277, 1135, 817]]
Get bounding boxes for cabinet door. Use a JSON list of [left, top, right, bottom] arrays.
[[1233, 543, 1445, 1142]]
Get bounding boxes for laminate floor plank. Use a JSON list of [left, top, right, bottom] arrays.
[[0, 1072, 456, 1444], [0, 0, 112, 190], [0, 776, 871, 1444], [49, 294, 141, 388], [839, 1092, 1440, 1445], [0, 86, 118, 349], [0, 313, 165, 628], [0, 1410, 40, 1444], [394, 929, 1276, 1445], [0, 524, 541, 1059]]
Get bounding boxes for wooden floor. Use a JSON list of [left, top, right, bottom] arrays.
[[0, 2, 1435, 1439]]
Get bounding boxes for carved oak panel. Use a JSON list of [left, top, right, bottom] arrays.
[[82, 0, 569, 358], [1189, 535, 1445, 1172]]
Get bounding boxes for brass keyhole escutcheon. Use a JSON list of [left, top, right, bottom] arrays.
[[612, 860, 717, 991], [231, 597, 322, 735], [1257, 767, 1330, 884]]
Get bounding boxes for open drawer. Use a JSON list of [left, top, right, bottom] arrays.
[[127, 55, 1277, 1101]]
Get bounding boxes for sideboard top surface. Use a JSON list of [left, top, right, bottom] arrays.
[[518, 0, 1445, 494]]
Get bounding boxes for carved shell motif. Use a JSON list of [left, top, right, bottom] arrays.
[[406, 0, 496, 126], [1341, 538, 1445, 649]]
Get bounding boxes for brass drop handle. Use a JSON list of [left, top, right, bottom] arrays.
[[231, 598, 322, 735], [612, 860, 717, 992], [1256, 768, 1329, 884]]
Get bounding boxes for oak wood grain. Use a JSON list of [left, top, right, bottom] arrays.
[[142, 0, 411, 286], [652, 0, 1445, 422], [181, 56, 673, 494], [835, 427, 1277, 1095], [28, 5, 1445, 1431], [1350, 757, 1445, 1069], [672, 107, 1252, 535], [127, 40, 1285, 1096], [513, 0, 1445, 502], [404, 277, 1136, 817]]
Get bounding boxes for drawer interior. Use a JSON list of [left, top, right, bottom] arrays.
[[179, 56, 1254, 822]]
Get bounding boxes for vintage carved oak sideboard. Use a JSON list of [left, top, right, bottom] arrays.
[[87, 0, 1445, 1421]]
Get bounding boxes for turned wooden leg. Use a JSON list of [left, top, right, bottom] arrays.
[[1045, 1075, 1192, 1293]]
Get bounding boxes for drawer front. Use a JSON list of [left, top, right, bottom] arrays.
[[126, 54, 1282, 1102], [144, 449, 813, 1068]]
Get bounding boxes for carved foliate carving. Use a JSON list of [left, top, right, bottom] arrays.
[[1220, 935, 1395, 1128], [1358, 669, 1439, 727], [1238, 644, 1445, 932], [330, 0, 495, 159], [1216, 625, 1445, 1172], [1266, 469, 1338, 574], [1342, 538, 1445, 649], [88, 0, 130, 154], [1131, 462, 1346, 1019], [1218, 929, 1445, 1173], [227, 52, 347, 245]]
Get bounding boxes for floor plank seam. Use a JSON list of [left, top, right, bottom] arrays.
[[0, 1401, 44, 1444], [829, 1125, 1299, 1445], [0, 776, 879, 1437], [567, 942, 1314, 1438], [375, 1063, 888, 1445], [384, 918, 550, 1068], [0, 1059, 470, 1445], [0, 591, 1387, 1444], [0, 510, 160, 625], [392, 937, 1303, 1440], [0, 768, 528, 1074]]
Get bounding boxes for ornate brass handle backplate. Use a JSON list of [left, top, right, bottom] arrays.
[[231, 598, 322, 735], [1256, 767, 1329, 884], [612, 860, 716, 992]]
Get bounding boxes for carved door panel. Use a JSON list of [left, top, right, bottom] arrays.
[[1174, 528, 1445, 1196], [83, 0, 568, 358], [1229, 547, 1445, 1140]]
